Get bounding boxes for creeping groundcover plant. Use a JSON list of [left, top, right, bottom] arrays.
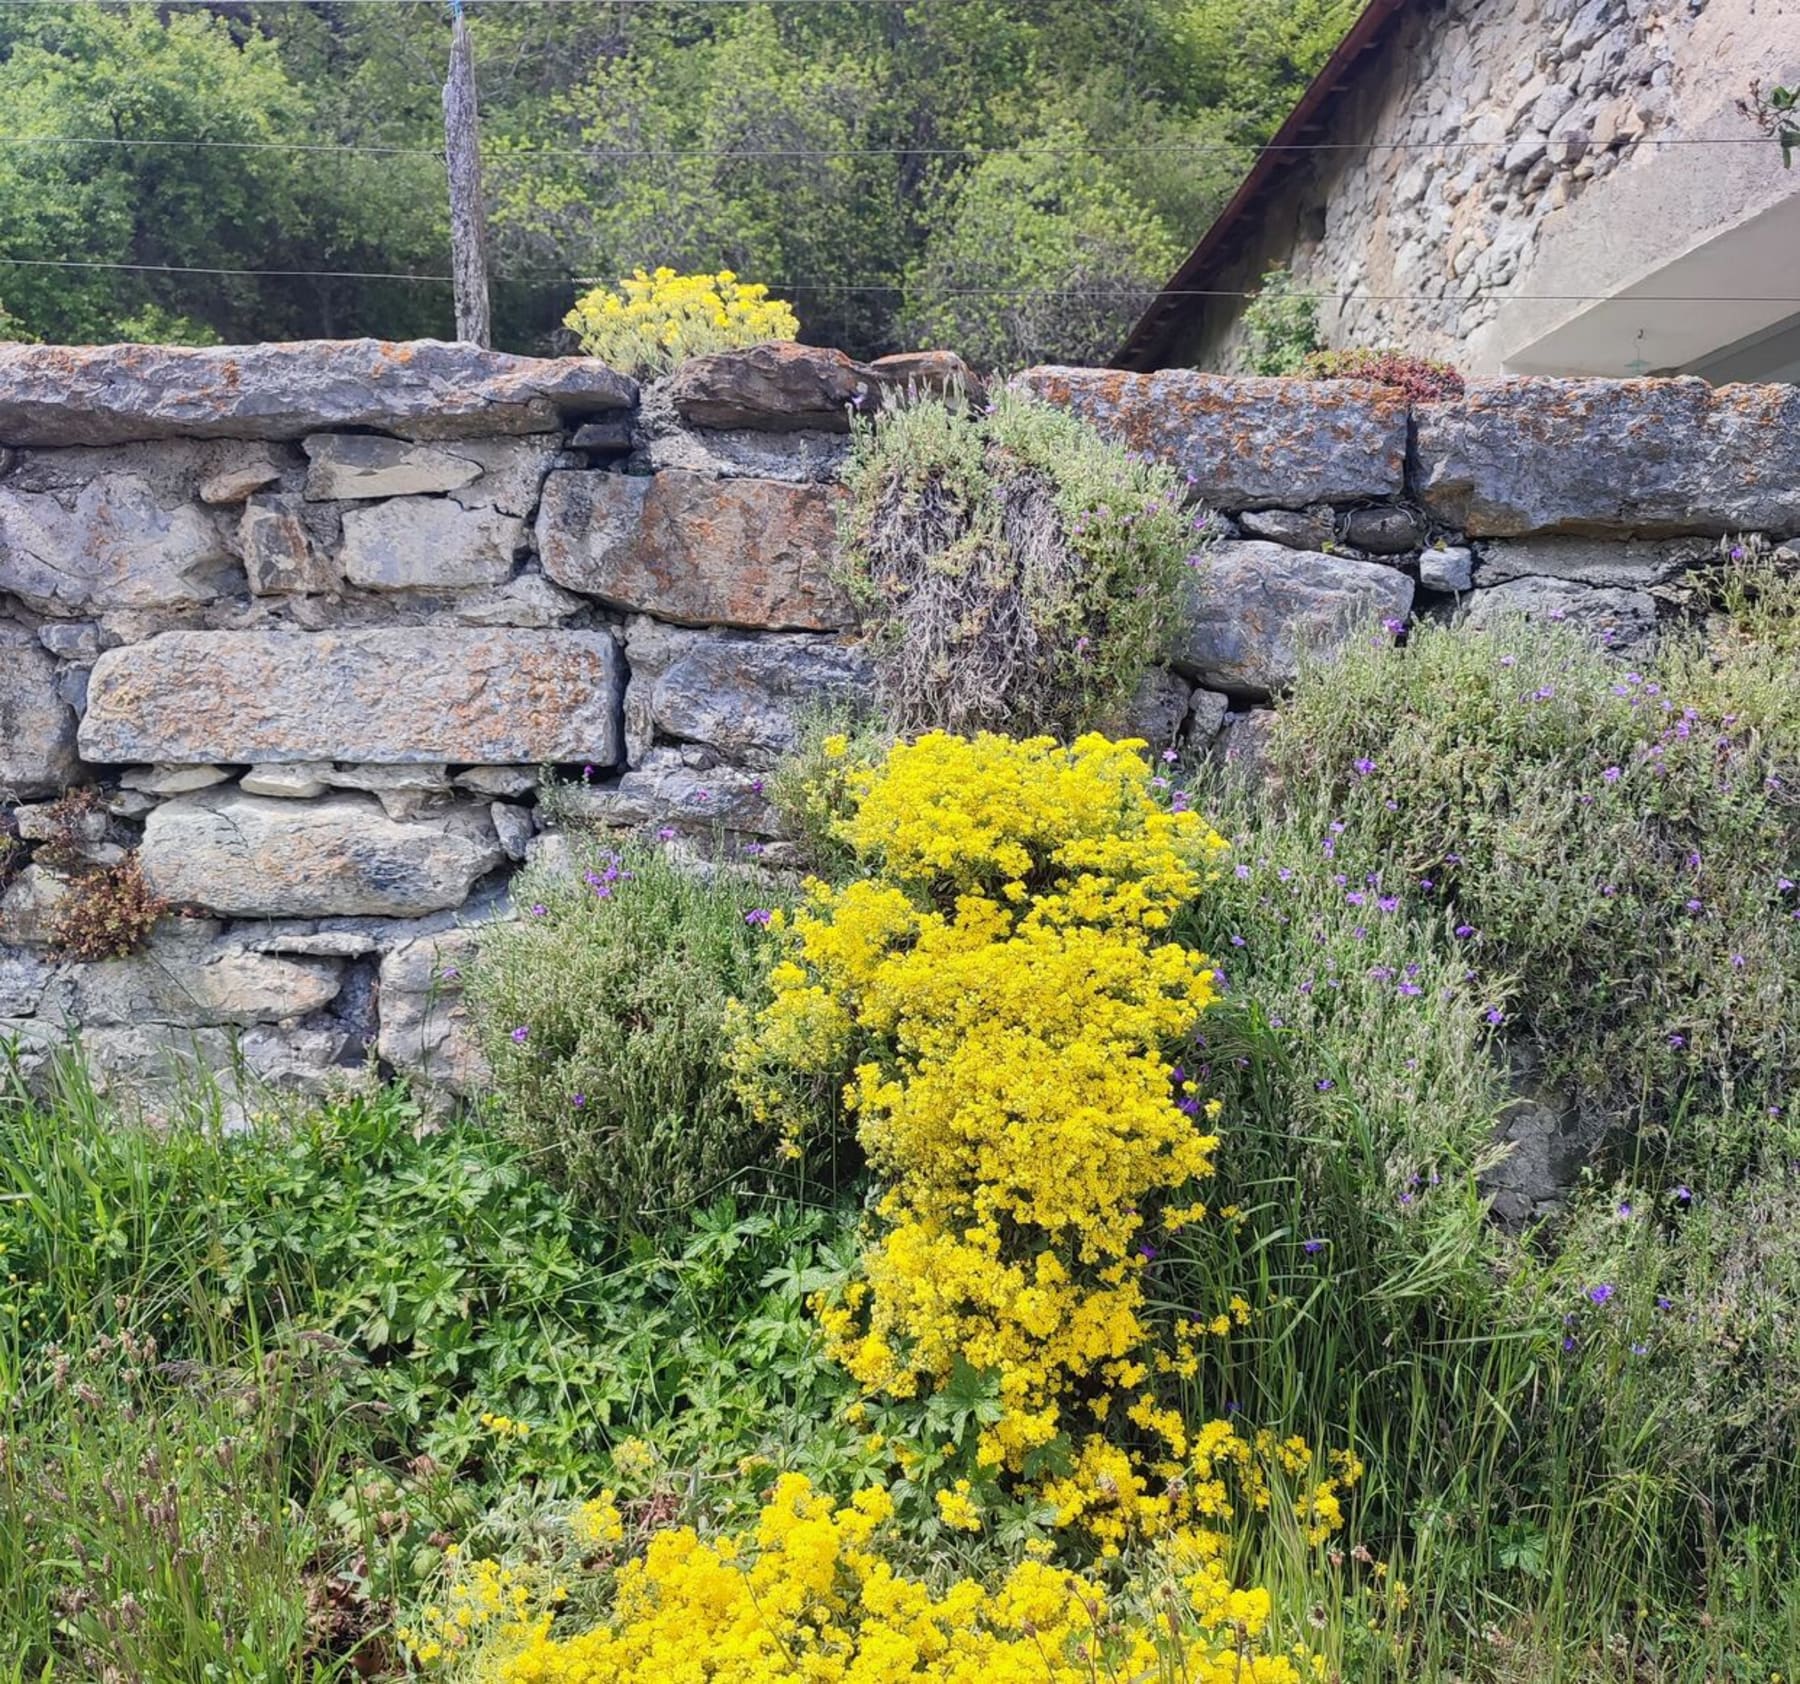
[[446, 733, 1354, 1682]]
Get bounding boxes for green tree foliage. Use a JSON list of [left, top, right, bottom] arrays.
[[0, 0, 1343, 360], [0, 4, 448, 345]]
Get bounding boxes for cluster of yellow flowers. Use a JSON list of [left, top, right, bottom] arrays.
[[400, 1547, 545, 1668], [733, 731, 1356, 1553], [563, 268, 799, 376], [484, 1473, 1320, 1684]]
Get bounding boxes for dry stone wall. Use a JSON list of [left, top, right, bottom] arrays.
[[2, 337, 1795, 1110]]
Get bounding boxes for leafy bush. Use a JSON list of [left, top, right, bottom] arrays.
[[47, 856, 168, 961], [1241, 265, 1321, 374], [562, 268, 798, 376], [466, 839, 785, 1225], [1153, 563, 1800, 1674], [1261, 582, 1800, 1184], [837, 388, 1198, 738], [1301, 346, 1465, 401]]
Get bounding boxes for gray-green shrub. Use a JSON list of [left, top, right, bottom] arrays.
[[466, 839, 782, 1225], [837, 386, 1201, 739]]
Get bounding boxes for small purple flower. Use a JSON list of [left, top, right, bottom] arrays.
[[656, 826, 677, 842], [1673, 1184, 1692, 1205], [1562, 1335, 1577, 1353], [1602, 766, 1622, 784], [582, 763, 596, 782], [1455, 923, 1476, 939], [1631, 1342, 1649, 1357], [1485, 1007, 1505, 1027], [1378, 895, 1400, 914], [1668, 1033, 1686, 1049], [1302, 1238, 1326, 1255], [1138, 1243, 1159, 1261], [439, 965, 460, 981], [1656, 1296, 1673, 1312], [1381, 616, 1405, 636], [572, 1093, 586, 1108], [1161, 748, 1178, 764], [1316, 1078, 1335, 1092], [1228, 932, 1246, 948], [531, 903, 548, 918], [1352, 756, 1377, 777], [1587, 1283, 1615, 1307], [750, 778, 765, 795], [510, 1025, 530, 1045], [1397, 982, 1423, 998], [744, 907, 773, 928], [1616, 1201, 1633, 1218]]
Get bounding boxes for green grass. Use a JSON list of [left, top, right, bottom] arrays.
[[0, 1052, 863, 1680], [1155, 566, 1800, 1682]]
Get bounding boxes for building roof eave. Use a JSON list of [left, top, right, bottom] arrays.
[[1110, 0, 1415, 372]]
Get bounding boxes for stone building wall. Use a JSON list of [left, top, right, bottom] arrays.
[[1167, 0, 1794, 375], [1, 337, 1796, 1112]]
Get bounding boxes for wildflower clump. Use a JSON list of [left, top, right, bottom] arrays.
[[563, 268, 798, 376], [837, 389, 1200, 739], [484, 1474, 1318, 1684], [734, 732, 1354, 1556]]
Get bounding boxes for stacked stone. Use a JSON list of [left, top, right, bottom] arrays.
[[3, 341, 1795, 1110]]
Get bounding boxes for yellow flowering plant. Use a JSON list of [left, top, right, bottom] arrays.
[[563, 268, 799, 377], [731, 732, 1357, 1562], [462, 1473, 1324, 1684]]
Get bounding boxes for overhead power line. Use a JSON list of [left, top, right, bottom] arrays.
[[0, 131, 1770, 162]]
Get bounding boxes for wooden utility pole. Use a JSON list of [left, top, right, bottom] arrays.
[[443, 0, 491, 346]]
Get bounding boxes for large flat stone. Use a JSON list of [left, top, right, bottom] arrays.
[[1473, 535, 1713, 588], [340, 498, 524, 590], [79, 628, 622, 767], [623, 619, 873, 767], [0, 632, 78, 796], [1460, 577, 1657, 647], [0, 339, 636, 447], [303, 434, 559, 514], [52, 919, 344, 1027], [537, 469, 852, 630], [0, 473, 240, 613], [139, 791, 503, 917], [1016, 367, 1408, 508], [1172, 541, 1414, 697], [664, 342, 879, 432], [1414, 379, 1800, 537], [558, 749, 781, 837]]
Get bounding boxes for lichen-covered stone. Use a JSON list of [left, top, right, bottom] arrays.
[[239, 493, 340, 595], [1016, 367, 1408, 508], [139, 790, 503, 917], [1172, 541, 1415, 697], [868, 350, 986, 404], [52, 919, 344, 1027], [0, 472, 240, 614], [0, 632, 78, 796], [340, 498, 524, 590], [1415, 380, 1800, 536], [1473, 534, 1712, 588], [664, 342, 878, 432], [557, 750, 780, 837], [80, 628, 622, 766], [623, 620, 873, 767], [537, 469, 852, 630], [377, 926, 490, 1095], [0, 339, 636, 447], [1461, 575, 1657, 646], [1419, 544, 1475, 592], [302, 434, 486, 500]]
